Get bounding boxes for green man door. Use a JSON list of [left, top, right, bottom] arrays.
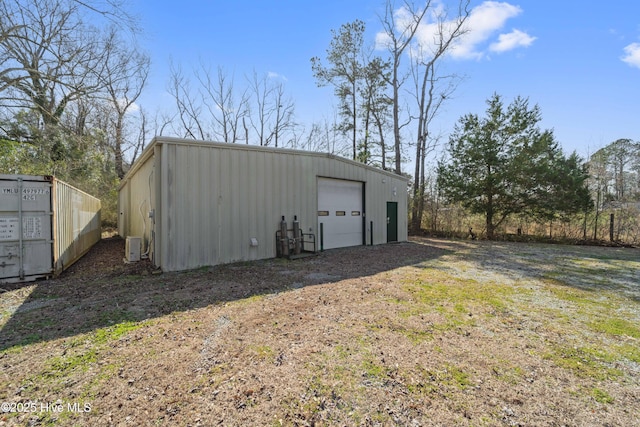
[[386, 202, 398, 242]]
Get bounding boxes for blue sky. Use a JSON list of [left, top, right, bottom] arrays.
[[134, 0, 640, 161]]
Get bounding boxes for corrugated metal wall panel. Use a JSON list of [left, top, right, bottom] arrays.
[[362, 169, 408, 244], [124, 153, 155, 255], [121, 138, 408, 272], [158, 143, 168, 269], [118, 180, 129, 237], [53, 179, 101, 273], [260, 150, 274, 259], [249, 151, 260, 259]]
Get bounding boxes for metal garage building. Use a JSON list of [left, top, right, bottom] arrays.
[[118, 137, 408, 272]]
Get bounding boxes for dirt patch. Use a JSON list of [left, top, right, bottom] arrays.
[[1, 237, 639, 426]]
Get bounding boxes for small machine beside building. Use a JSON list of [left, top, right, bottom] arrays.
[[118, 137, 408, 272], [0, 175, 101, 283]]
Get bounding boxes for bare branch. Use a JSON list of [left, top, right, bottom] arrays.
[[168, 61, 205, 140]]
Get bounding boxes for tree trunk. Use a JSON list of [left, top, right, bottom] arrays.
[[115, 114, 125, 179], [410, 136, 423, 233], [486, 194, 494, 239], [243, 117, 249, 144], [377, 120, 386, 170], [392, 63, 402, 174], [593, 186, 601, 240], [418, 141, 426, 230], [609, 213, 614, 242], [352, 82, 357, 160], [362, 104, 371, 164]]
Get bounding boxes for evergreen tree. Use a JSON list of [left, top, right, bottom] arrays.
[[437, 94, 592, 239]]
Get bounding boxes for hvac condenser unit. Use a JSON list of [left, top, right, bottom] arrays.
[[125, 236, 141, 262]]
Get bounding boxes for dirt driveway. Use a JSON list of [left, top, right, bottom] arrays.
[[1, 237, 639, 426]]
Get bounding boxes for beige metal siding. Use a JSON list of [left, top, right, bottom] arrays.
[[53, 179, 101, 274], [128, 155, 154, 253], [159, 143, 287, 271], [364, 170, 408, 244], [121, 137, 408, 272], [118, 150, 156, 263], [117, 180, 130, 237]]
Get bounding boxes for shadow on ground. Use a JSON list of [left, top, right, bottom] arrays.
[[0, 237, 451, 351]]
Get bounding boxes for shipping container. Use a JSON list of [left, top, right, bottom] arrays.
[[0, 175, 101, 283], [119, 137, 408, 272]]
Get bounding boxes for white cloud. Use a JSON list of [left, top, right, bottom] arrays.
[[376, 1, 535, 61], [117, 98, 140, 114], [267, 71, 288, 81], [450, 1, 526, 59], [375, 30, 391, 51], [128, 102, 141, 113], [489, 29, 537, 53], [621, 43, 640, 69], [375, 3, 446, 53]]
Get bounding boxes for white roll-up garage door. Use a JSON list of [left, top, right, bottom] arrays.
[[317, 177, 363, 250]]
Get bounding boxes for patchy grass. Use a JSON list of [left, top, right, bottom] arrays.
[[250, 344, 275, 361], [404, 271, 514, 316], [0, 237, 638, 426], [617, 344, 640, 363], [492, 362, 525, 385], [591, 387, 615, 404], [543, 344, 622, 381], [589, 317, 640, 339], [92, 320, 146, 344]]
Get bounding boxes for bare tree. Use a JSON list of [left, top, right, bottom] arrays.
[[378, 0, 429, 174], [246, 71, 296, 147], [196, 65, 249, 143], [71, 0, 139, 31], [151, 109, 175, 138], [299, 122, 323, 152], [587, 149, 610, 240], [247, 71, 276, 146], [269, 82, 295, 148], [287, 122, 306, 150], [0, 0, 105, 129], [300, 114, 343, 155], [0, 23, 25, 92], [169, 64, 299, 146], [377, 0, 470, 230], [130, 106, 148, 164], [167, 61, 205, 139], [409, 1, 470, 232], [0, 0, 149, 177], [99, 28, 149, 178]]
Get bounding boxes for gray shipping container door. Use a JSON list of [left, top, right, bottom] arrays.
[[0, 175, 54, 282]]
